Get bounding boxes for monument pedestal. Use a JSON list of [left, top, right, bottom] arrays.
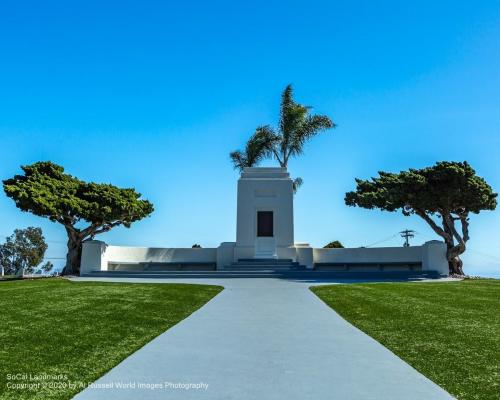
[[234, 167, 295, 262]]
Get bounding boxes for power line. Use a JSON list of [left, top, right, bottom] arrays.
[[414, 231, 500, 262], [363, 229, 422, 248], [363, 234, 399, 248], [413, 231, 435, 241]]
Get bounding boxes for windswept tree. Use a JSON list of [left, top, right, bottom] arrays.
[[3, 162, 154, 275], [230, 84, 335, 191], [0, 227, 49, 275], [345, 161, 497, 275]]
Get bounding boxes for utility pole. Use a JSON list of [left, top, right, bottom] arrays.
[[400, 229, 415, 247]]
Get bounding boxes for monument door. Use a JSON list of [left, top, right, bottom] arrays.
[[255, 211, 276, 258]]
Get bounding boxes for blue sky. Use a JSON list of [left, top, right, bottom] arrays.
[[1, 1, 499, 275]]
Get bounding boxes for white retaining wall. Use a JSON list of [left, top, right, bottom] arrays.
[[105, 246, 217, 264], [80, 241, 217, 274], [313, 241, 448, 274], [80, 240, 449, 275], [313, 246, 422, 264]]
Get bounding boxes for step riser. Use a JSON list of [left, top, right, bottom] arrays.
[[228, 268, 299, 270], [226, 267, 303, 270], [231, 261, 295, 265], [229, 269, 299, 271], [231, 263, 299, 266], [226, 266, 306, 269], [231, 262, 299, 265], [235, 262, 296, 264], [110, 269, 304, 273], [238, 258, 293, 262]]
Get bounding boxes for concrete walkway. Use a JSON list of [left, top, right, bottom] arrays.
[[72, 277, 454, 400]]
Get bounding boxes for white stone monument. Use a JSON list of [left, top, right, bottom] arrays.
[[80, 166, 450, 276], [234, 167, 295, 260]]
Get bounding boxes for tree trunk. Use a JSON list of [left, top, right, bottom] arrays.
[[414, 209, 467, 276], [442, 214, 467, 276], [62, 237, 82, 275], [446, 243, 465, 275]]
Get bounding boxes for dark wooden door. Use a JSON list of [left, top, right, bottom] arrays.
[[257, 211, 273, 237]]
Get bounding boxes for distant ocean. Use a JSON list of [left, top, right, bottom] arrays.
[[463, 269, 500, 279]]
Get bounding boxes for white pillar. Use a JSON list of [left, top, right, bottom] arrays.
[[80, 240, 108, 275], [216, 242, 236, 270], [295, 244, 313, 269], [422, 240, 449, 275]]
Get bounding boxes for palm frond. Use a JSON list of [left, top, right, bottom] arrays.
[[279, 84, 310, 162], [289, 114, 336, 158], [229, 126, 279, 172], [292, 177, 303, 194], [301, 114, 336, 137], [229, 150, 248, 172]]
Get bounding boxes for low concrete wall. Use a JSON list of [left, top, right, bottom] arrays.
[[313, 246, 422, 264], [313, 241, 448, 275], [105, 246, 217, 263], [80, 241, 217, 274], [277, 246, 298, 261], [81, 240, 449, 275]]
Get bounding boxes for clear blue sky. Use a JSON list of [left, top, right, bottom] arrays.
[[1, 1, 499, 276]]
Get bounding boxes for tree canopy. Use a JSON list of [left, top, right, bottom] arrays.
[[345, 161, 497, 274], [324, 240, 344, 249], [3, 161, 154, 274], [0, 227, 51, 275]]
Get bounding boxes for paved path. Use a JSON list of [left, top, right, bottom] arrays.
[[73, 277, 454, 400]]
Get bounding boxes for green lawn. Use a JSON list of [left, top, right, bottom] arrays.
[[0, 278, 222, 400], [312, 279, 500, 400]]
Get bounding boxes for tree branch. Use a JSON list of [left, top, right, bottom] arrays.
[[443, 213, 465, 248], [79, 223, 100, 240], [460, 216, 470, 243], [414, 208, 452, 243], [90, 221, 124, 237], [454, 210, 470, 244]]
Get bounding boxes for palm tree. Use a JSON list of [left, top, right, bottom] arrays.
[[230, 85, 335, 191]]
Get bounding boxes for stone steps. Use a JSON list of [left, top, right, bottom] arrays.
[[237, 258, 294, 263], [226, 259, 305, 272], [226, 266, 304, 271], [82, 259, 441, 279]]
